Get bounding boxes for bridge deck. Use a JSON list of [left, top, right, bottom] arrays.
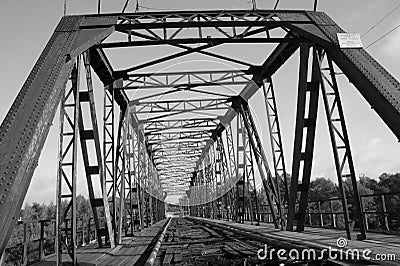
[[34, 219, 168, 266], [195, 218, 400, 264], [34, 217, 400, 265]]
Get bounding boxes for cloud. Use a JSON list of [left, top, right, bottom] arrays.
[[369, 137, 382, 146], [380, 23, 400, 58], [354, 137, 400, 178]]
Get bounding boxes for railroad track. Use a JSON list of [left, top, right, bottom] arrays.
[[141, 217, 380, 266]]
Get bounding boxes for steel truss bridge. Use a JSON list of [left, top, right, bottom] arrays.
[[1, 9, 400, 265]]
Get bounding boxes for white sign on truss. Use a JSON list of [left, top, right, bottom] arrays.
[[337, 33, 363, 48]]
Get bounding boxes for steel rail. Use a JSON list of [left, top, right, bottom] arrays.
[[145, 218, 172, 266], [188, 217, 375, 266]]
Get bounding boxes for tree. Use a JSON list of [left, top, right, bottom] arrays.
[[378, 173, 400, 193], [45, 201, 56, 219], [377, 173, 400, 230], [343, 177, 373, 199], [359, 174, 381, 194], [76, 195, 91, 218], [309, 177, 337, 200]]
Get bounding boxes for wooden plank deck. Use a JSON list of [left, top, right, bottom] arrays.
[[33, 218, 400, 265], [33, 219, 168, 266], [196, 218, 400, 265]]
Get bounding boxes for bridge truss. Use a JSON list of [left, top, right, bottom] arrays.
[[1, 9, 400, 264]]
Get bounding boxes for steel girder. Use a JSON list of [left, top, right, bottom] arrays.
[[239, 116, 260, 225], [286, 46, 366, 239], [133, 99, 231, 114], [287, 45, 321, 232], [296, 12, 400, 141], [103, 85, 117, 242], [122, 112, 165, 232], [80, 52, 114, 249], [122, 114, 136, 236], [223, 124, 237, 221], [148, 131, 210, 143], [56, 55, 114, 263], [109, 9, 399, 234], [123, 70, 250, 91], [124, 115, 145, 233], [125, 113, 163, 199], [237, 100, 283, 229], [189, 114, 261, 224], [145, 118, 217, 130], [56, 61, 81, 264], [194, 12, 400, 184], [235, 115, 250, 223], [0, 16, 117, 254], [145, 120, 217, 136], [114, 108, 128, 244], [318, 53, 366, 240], [97, 11, 309, 70], [2, 9, 400, 253], [127, 96, 230, 194], [103, 83, 136, 244], [188, 11, 400, 233], [196, 39, 300, 168], [262, 79, 289, 206], [214, 137, 225, 219]]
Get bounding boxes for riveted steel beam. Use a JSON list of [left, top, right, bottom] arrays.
[[0, 15, 116, 254]]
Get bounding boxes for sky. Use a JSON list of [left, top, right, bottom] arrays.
[[0, 0, 400, 204]]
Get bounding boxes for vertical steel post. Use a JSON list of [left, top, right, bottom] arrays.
[[39, 221, 45, 260], [318, 201, 323, 226], [71, 65, 79, 265], [262, 78, 289, 206], [56, 59, 80, 265], [104, 85, 116, 239], [129, 111, 142, 232], [240, 118, 259, 225], [56, 54, 116, 264], [381, 195, 389, 231], [137, 123, 145, 229], [238, 101, 282, 229], [330, 200, 337, 228], [215, 138, 223, 219], [115, 110, 126, 243], [81, 51, 114, 248], [225, 123, 237, 221], [236, 115, 245, 223], [218, 135, 229, 220], [319, 53, 366, 240], [287, 45, 320, 232], [124, 114, 131, 235]]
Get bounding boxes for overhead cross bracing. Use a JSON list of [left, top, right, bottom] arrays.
[[119, 69, 254, 198], [1, 8, 400, 264]]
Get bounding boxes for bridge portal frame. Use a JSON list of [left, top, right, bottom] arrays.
[[1, 9, 400, 264]]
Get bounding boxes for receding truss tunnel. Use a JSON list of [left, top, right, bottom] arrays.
[[0, 9, 400, 264]]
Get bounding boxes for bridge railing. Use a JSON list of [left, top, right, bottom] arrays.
[[259, 191, 400, 234], [4, 216, 97, 265]]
